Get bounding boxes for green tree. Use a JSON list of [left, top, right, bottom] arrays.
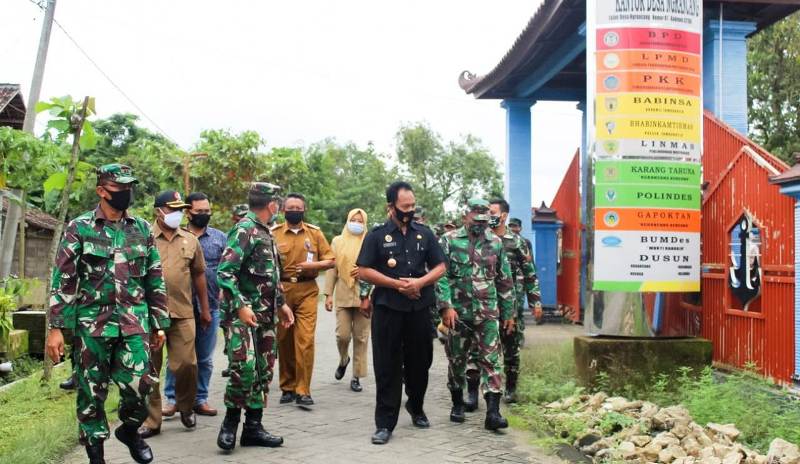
[[395, 122, 502, 222], [191, 129, 272, 230], [299, 140, 395, 237], [748, 12, 800, 162]]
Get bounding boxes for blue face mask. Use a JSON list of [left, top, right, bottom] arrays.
[[347, 221, 364, 235]]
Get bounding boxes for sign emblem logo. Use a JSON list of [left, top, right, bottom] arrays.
[[603, 53, 620, 69], [729, 214, 762, 309], [603, 31, 620, 47], [605, 97, 618, 112], [603, 166, 619, 181], [602, 140, 620, 155], [605, 189, 617, 202], [603, 212, 620, 227], [603, 75, 620, 91]]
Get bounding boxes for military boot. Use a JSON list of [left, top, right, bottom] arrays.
[[449, 389, 466, 423], [465, 375, 479, 412], [240, 408, 283, 447], [504, 371, 518, 404], [217, 408, 240, 451], [114, 423, 153, 464], [85, 442, 105, 464], [484, 392, 509, 431]]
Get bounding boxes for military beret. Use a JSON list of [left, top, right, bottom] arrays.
[[97, 163, 138, 184], [508, 217, 523, 227], [248, 182, 281, 197], [466, 198, 489, 221], [232, 203, 249, 217]]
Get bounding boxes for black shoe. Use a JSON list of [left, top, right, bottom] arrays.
[[465, 375, 479, 412], [180, 410, 197, 429], [279, 391, 297, 404], [371, 428, 391, 445], [350, 378, 362, 392], [504, 372, 518, 404], [296, 395, 314, 409], [240, 409, 283, 447], [60, 375, 76, 391], [405, 401, 430, 428], [85, 443, 105, 464], [115, 424, 154, 464], [449, 389, 466, 423], [221, 368, 231, 378], [484, 392, 509, 431], [217, 408, 240, 451], [335, 356, 350, 380], [136, 426, 160, 439]]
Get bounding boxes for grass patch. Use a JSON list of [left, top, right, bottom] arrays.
[[511, 341, 800, 453], [0, 355, 44, 386], [0, 364, 120, 464]]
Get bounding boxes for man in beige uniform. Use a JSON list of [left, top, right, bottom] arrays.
[[139, 191, 210, 437], [272, 193, 335, 408]]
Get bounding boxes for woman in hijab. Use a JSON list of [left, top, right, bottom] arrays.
[[323, 208, 371, 392]]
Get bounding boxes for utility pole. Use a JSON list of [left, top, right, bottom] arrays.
[[0, 0, 57, 279]]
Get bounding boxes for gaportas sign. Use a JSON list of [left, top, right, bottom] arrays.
[[589, 0, 701, 292]]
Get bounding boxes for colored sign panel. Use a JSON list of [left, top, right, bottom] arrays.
[[589, 0, 702, 292]]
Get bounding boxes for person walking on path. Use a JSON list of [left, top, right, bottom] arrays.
[[216, 182, 295, 451], [487, 199, 540, 404], [272, 193, 335, 408], [45, 163, 170, 464], [437, 198, 515, 431], [163, 192, 227, 417], [323, 208, 372, 393], [356, 181, 446, 445], [139, 191, 209, 438]]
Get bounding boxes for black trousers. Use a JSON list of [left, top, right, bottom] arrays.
[[372, 304, 434, 431]]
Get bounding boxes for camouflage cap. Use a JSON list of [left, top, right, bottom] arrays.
[[466, 197, 490, 221], [97, 163, 138, 185], [248, 182, 281, 197], [232, 203, 249, 217], [508, 217, 523, 227]]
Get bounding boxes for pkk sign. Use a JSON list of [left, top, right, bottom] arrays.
[[589, 0, 702, 292]]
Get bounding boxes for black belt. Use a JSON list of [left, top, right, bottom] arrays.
[[280, 276, 316, 283]]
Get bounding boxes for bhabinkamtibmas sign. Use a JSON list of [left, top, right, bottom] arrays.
[[590, 0, 702, 292]]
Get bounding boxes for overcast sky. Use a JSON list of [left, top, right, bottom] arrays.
[[4, 0, 582, 207]]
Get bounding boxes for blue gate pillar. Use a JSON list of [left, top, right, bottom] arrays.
[[703, 18, 756, 134], [532, 202, 563, 310], [501, 99, 534, 247], [771, 154, 800, 382]]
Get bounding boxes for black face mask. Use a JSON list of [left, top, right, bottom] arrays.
[[105, 188, 133, 212], [469, 223, 487, 236], [189, 213, 211, 228], [394, 207, 415, 224], [285, 210, 304, 225]]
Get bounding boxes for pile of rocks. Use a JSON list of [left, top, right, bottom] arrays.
[[543, 393, 799, 463]]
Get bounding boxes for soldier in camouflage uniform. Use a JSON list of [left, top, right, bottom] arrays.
[[45, 164, 169, 464], [231, 203, 249, 223], [216, 182, 295, 451], [437, 198, 515, 431], [488, 199, 540, 403], [219, 203, 251, 380]]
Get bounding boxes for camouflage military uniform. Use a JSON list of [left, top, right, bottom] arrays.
[[49, 164, 170, 446], [492, 231, 540, 378], [437, 224, 515, 395], [218, 208, 284, 410]]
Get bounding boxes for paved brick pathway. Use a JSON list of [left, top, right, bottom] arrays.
[[65, 300, 567, 464]]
